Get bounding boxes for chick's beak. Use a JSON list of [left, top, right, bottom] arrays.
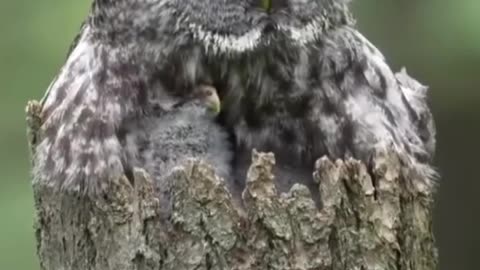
[[207, 94, 221, 115], [202, 86, 221, 116]]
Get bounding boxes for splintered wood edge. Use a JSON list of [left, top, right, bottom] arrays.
[[31, 141, 437, 269]]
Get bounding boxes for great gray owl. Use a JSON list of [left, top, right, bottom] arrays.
[[33, 0, 436, 198]]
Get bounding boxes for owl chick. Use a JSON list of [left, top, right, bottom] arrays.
[[120, 85, 234, 215], [123, 85, 232, 185], [34, 0, 436, 199]]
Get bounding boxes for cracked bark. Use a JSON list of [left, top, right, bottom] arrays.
[[26, 100, 438, 270]]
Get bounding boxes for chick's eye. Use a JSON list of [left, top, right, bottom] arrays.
[[205, 90, 213, 97], [197, 85, 216, 97]]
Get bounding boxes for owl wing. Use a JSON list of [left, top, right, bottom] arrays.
[[34, 25, 145, 194], [40, 22, 88, 107], [394, 68, 436, 160], [351, 27, 436, 163], [310, 26, 435, 164]]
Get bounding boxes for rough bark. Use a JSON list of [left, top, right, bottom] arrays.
[[26, 100, 438, 270]]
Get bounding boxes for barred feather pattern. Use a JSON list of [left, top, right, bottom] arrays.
[[34, 0, 436, 196]]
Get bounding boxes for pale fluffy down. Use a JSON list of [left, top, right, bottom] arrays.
[[122, 100, 234, 216]]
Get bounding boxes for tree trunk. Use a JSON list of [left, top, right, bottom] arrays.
[[26, 100, 438, 270]]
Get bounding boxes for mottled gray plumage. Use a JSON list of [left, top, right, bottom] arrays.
[[122, 85, 233, 214], [123, 85, 232, 181], [34, 0, 436, 197]]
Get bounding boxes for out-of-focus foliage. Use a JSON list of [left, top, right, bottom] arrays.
[[0, 1, 478, 269], [0, 2, 90, 269]]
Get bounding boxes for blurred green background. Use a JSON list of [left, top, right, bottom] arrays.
[[0, 1, 478, 269]]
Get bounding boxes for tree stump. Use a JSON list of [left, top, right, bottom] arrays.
[[26, 100, 438, 270]]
